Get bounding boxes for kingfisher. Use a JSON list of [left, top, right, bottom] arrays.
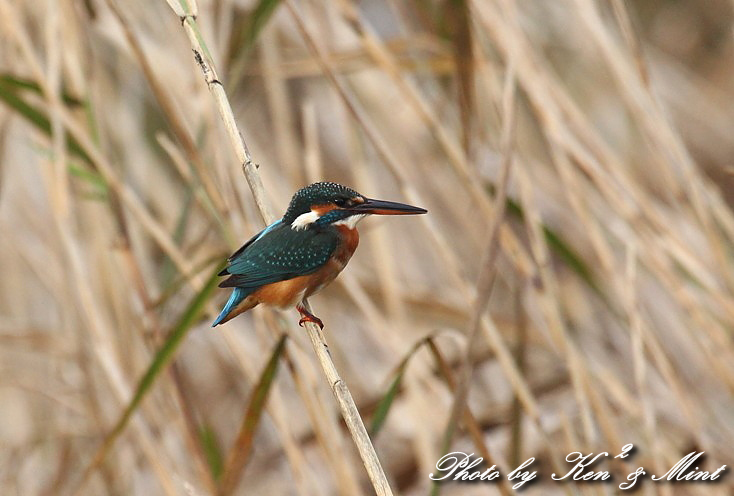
[[213, 182, 427, 328]]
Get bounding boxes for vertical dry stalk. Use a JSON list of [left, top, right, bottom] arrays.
[[442, 60, 516, 457], [166, 1, 394, 494], [282, 3, 555, 442], [0, 1, 183, 493]]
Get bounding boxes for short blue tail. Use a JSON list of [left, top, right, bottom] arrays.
[[212, 287, 248, 327]]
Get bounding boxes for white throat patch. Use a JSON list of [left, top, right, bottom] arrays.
[[333, 214, 368, 229], [291, 210, 320, 231]]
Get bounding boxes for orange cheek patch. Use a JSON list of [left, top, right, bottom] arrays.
[[312, 204, 338, 216]]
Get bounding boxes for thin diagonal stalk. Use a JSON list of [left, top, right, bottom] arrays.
[[441, 61, 516, 453], [0, 2, 181, 493], [278, 1, 535, 419], [105, 0, 228, 219], [166, 1, 394, 494], [279, 0, 569, 475], [427, 338, 512, 496]]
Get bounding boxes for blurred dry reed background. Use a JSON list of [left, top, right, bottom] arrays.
[[1, 0, 734, 494]]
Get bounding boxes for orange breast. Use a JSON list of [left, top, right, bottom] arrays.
[[252, 226, 360, 308], [253, 276, 311, 309], [333, 225, 359, 265], [303, 226, 359, 297]]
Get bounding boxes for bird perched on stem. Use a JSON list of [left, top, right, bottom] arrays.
[[213, 182, 427, 328]]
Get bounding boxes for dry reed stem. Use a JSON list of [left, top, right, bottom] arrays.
[[610, 0, 650, 88], [286, 2, 555, 449], [429, 339, 513, 496], [482, 0, 716, 422], [5, 0, 734, 493], [0, 2, 187, 493], [260, 27, 301, 186], [348, 131, 424, 391], [257, 306, 365, 495], [528, 145, 597, 444], [329, 0, 542, 284], [514, 0, 733, 463], [168, 1, 395, 494], [442, 59, 516, 469], [281, 345, 366, 496], [509, 286, 526, 468], [623, 243, 668, 496], [105, 0, 228, 218], [217, 326, 319, 496]]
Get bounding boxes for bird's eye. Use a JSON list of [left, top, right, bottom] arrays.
[[334, 198, 349, 207]]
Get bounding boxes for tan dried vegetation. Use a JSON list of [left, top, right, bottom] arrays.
[[1, 0, 733, 495]]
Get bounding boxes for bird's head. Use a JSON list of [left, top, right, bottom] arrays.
[[283, 182, 427, 230]]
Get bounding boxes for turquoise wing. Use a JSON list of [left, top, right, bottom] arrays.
[[218, 222, 339, 290]]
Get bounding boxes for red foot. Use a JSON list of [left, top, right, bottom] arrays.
[[297, 306, 324, 329], [299, 315, 324, 329]]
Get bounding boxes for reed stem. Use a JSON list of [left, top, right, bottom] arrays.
[[168, 1, 394, 494]]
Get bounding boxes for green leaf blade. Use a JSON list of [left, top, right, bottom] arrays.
[[219, 334, 288, 495], [77, 263, 224, 487]]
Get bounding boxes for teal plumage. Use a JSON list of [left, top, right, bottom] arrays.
[[217, 221, 339, 291], [212, 218, 340, 327], [282, 182, 360, 223], [212, 288, 249, 327]]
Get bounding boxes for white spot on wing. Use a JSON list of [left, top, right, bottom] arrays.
[[291, 210, 320, 230], [333, 214, 367, 229]]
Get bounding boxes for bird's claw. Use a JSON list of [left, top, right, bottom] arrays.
[[297, 303, 324, 329], [298, 314, 324, 330], [298, 308, 324, 329]]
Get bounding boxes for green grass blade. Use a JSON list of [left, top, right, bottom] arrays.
[[199, 423, 225, 482], [76, 263, 223, 488], [225, 0, 284, 88], [0, 74, 83, 106], [219, 334, 287, 495], [69, 162, 108, 196], [369, 368, 405, 439], [232, 0, 283, 54], [369, 336, 434, 438], [160, 187, 194, 287], [504, 195, 599, 292], [0, 78, 53, 134], [153, 253, 229, 310], [0, 76, 90, 163], [114, 265, 223, 430], [428, 338, 460, 496]]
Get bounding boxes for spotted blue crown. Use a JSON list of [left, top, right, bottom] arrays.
[[283, 182, 361, 222]]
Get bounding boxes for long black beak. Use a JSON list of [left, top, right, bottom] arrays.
[[351, 197, 427, 215]]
